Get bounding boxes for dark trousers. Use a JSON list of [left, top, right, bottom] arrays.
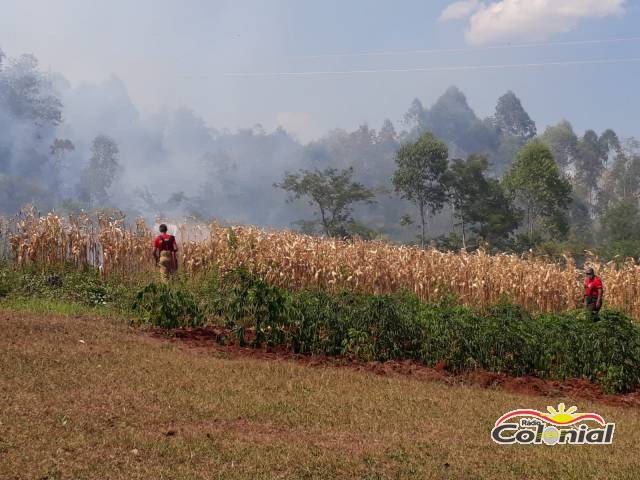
[[585, 297, 601, 317]]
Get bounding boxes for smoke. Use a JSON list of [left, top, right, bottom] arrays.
[[0, 52, 63, 212], [52, 73, 308, 226], [0, 49, 332, 233], [0, 47, 540, 243], [0, 47, 479, 243]]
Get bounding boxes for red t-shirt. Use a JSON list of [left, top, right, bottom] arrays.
[[154, 233, 177, 252], [584, 276, 603, 298]]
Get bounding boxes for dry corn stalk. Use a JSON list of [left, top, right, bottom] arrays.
[[6, 210, 640, 318]]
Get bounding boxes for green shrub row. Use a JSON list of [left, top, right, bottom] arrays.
[[2, 264, 639, 394], [208, 267, 640, 394]]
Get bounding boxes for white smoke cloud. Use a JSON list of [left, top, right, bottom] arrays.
[[440, 0, 626, 45], [276, 112, 321, 143]]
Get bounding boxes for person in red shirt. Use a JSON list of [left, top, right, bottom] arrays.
[[153, 224, 178, 282], [584, 267, 603, 317]]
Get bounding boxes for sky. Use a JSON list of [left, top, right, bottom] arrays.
[[1, 0, 640, 142]]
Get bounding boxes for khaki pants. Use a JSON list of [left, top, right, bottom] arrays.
[[158, 251, 174, 283]]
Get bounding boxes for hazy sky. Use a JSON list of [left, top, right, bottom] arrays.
[[2, 0, 640, 141]]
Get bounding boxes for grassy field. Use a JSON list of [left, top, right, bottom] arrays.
[[2, 301, 640, 479]]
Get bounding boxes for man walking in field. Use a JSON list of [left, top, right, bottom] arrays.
[[153, 224, 178, 283], [584, 267, 603, 318]]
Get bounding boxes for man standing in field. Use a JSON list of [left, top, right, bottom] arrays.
[[584, 267, 603, 317], [153, 224, 178, 283]]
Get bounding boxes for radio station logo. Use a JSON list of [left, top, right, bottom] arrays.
[[492, 403, 615, 445]]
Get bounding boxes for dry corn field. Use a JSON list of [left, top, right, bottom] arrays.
[[4, 209, 640, 318]]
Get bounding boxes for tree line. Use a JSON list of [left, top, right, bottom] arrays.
[[3, 47, 640, 259], [277, 95, 640, 259], [277, 134, 569, 250]]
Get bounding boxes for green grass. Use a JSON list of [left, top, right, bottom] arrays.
[[0, 296, 113, 317], [1, 309, 639, 479]]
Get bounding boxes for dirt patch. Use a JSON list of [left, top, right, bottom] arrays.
[[144, 325, 640, 409]]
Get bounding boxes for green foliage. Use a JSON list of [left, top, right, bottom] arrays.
[[0, 52, 64, 213], [596, 198, 640, 258], [212, 268, 640, 393], [601, 199, 640, 243], [598, 138, 640, 212], [286, 290, 425, 361], [573, 129, 620, 210], [538, 310, 640, 393], [132, 283, 204, 329], [275, 166, 376, 238], [78, 135, 121, 206], [418, 303, 640, 392], [0, 266, 17, 297], [420, 303, 547, 376], [0, 296, 118, 317], [494, 91, 537, 141], [393, 132, 449, 247], [341, 328, 375, 362], [215, 268, 426, 360], [215, 268, 640, 392], [447, 155, 520, 248], [539, 120, 578, 172], [186, 269, 222, 315], [421, 87, 498, 155], [61, 272, 112, 306], [503, 140, 572, 239], [4, 258, 640, 393], [217, 266, 293, 347]]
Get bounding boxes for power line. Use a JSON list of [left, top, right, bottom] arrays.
[[292, 36, 640, 59], [224, 57, 640, 78]]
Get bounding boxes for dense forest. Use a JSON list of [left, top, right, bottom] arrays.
[[1, 48, 639, 259]]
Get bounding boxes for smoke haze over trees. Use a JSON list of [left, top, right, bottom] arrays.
[[1, 47, 639, 258]]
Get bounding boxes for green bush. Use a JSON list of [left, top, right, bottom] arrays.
[[417, 304, 640, 393], [418, 303, 545, 375], [215, 271, 421, 357], [216, 266, 293, 347], [62, 271, 113, 306], [536, 310, 640, 392], [0, 266, 18, 297], [189, 269, 222, 316], [284, 290, 423, 361], [132, 283, 204, 329]]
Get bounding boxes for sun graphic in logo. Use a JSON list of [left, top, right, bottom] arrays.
[[541, 403, 578, 425], [495, 403, 606, 427]]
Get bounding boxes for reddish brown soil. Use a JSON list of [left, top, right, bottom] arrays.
[[144, 326, 640, 409]]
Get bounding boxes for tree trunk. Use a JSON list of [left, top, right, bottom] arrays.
[[419, 203, 426, 248], [319, 205, 330, 237], [461, 215, 466, 250]]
